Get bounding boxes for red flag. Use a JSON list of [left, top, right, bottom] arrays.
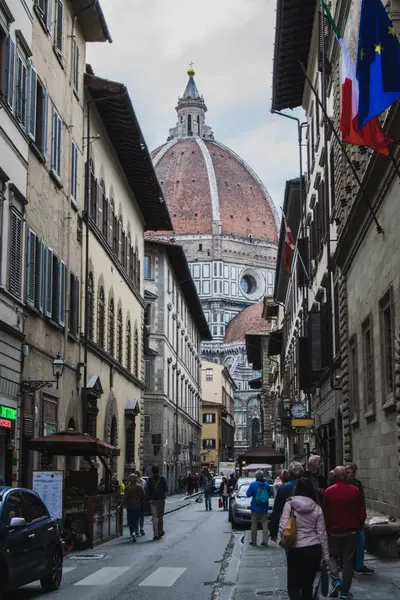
[[284, 217, 295, 276]]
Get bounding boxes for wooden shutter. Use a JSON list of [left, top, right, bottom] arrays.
[[58, 260, 66, 327], [96, 183, 102, 230], [44, 247, 53, 318], [26, 228, 37, 304], [55, 0, 64, 53], [73, 39, 79, 90], [113, 214, 118, 254], [69, 274, 79, 335], [36, 240, 44, 312], [42, 88, 48, 159], [9, 210, 23, 297], [308, 308, 322, 381], [51, 254, 59, 320], [6, 37, 15, 109], [46, 0, 52, 33], [108, 203, 113, 246], [27, 66, 37, 140], [16, 56, 27, 126]]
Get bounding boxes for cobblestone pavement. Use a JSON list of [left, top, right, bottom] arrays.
[[232, 530, 400, 600]]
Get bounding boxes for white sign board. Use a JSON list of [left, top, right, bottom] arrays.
[[33, 471, 63, 520]]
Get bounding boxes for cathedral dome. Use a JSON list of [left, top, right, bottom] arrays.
[[224, 302, 270, 344], [151, 71, 278, 242]]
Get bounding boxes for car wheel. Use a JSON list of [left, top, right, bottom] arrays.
[[40, 549, 63, 591]]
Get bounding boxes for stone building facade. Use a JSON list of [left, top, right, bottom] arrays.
[[19, 0, 111, 486], [142, 240, 210, 490], [150, 68, 279, 458], [0, 0, 33, 485]]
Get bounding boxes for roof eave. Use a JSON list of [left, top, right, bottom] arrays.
[[72, 0, 112, 43]]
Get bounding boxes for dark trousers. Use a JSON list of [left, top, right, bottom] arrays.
[[126, 503, 142, 535], [329, 533, 357, 592], [222, 495, 228, 510], [287, 544, 322, 600]]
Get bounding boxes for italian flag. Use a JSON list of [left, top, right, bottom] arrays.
[[321, 0, 391, 155]]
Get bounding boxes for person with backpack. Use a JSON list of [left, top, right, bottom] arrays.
[[246, 470, 271, 546], [203, 474, 214, 511], [146, 465, 168, 540]]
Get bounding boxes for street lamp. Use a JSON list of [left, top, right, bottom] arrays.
[[282, 396, 291, 418], [21, 353, 65, 393]]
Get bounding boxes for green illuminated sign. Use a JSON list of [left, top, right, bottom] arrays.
[[0, 405, 17, 421]]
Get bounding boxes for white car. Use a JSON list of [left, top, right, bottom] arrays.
[[229, 481, 275, 526]]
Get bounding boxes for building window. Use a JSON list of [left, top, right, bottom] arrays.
[[134, 325, 139, 377], [69, 273, 79, 335], [152, 434, 161, 456], [117, 308, 123, 363], [349, 334, 359, 419], [144, 303, 151, 327], [54, 0, 64, 56], [362, 315, 375, 414], [205, 368, 213, 381], [100, 180, 107, 237], [15, 52, 28, 127], [144, 254, 152, 278], [107, 296, 115, 357], [71, 141, 78, 204], [202, 438, 216, 449], [97, 286, 105, 349], [203, 413, 216, 424], [144, 415, 151, 434], [145, 360, 152, 390], [9, 209, 23, 298], [5, 37, 15, 110], [28, 73, 48, 157], [51, 107, 62, 179], [34, 0, 52, 32], [87, 271, 94, 340], [379, 289, 394, 402], [26, 229, 42, 310], [126, 320, 132, 372], [108, 197, 115, 247], [72, 37, 79, 91], [89, 159, 96, 221]]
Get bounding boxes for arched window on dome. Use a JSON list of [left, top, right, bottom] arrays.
[[197, 115, 200, 135], [187, 114, 192, 136]]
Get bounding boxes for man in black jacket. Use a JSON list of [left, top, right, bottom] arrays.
[[269, 462, 304, 541], [146, 465, 168, 541]]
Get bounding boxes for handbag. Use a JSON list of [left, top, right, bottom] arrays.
[[218, 498, 223, 508], [279, 504, 296, 549]]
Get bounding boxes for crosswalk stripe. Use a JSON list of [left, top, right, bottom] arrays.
[[139, 567, 187, 587], [74, 566, 130, 586], [63, 567, 77, 575]]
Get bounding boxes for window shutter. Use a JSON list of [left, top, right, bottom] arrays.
[[97, 183, 102, 230], [36, 240, 44, 312], [118, 220, 122, 260], [28, 66, 37, 140], [51, 108, 56, 169], [57, 113, 62, 176], [58, 260, 66, 327], [9, 210, 23, 297], [71, 142, 78, 201], [16, 56, 27, 126], [55, 0, 64, 53], [26, 228, 37, 304], [46, 0, 52, 33], [51, 254, 59, 320], [308, 308, 321, 381], [44, 247, 53, 318], [73, 39, 79, 90], [42, 88, 48, 159], [108, 203, 113, 246], [6, 37, 15, 109], [69, 274, 79, 335]]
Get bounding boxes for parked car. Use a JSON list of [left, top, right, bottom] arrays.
[[229, 482, 275, 526], [212, 476, 223, 495], [0, 486, 63, 597]]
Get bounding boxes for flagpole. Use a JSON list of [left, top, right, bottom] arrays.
[[281, 209, 310, 282], [298, 61, 383, 234]]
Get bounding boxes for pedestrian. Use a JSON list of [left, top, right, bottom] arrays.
[[135, 470, 146, 536], [269, 462, 304, 542], [246, 469, 271, 546], [279, 477, 329, 600], [228, 473, 237, 492], [123, 474, 145, 542], [273, 469, 288, 497], [305, 455, 327, 504], [346, 463, 374, 575], [194, 473, 200, 493], [219, 476, 229, 510], [178, 475, 185, 493], [146, 465, 168, 541], [323, 466, 366, 599], [203, 474, 214, 511], [186, 473, 194, 495]]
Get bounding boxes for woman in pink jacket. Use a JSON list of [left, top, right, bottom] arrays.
[[279, 477, 329, 600]]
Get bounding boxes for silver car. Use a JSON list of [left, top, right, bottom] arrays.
[[229, 481, 274, 526]]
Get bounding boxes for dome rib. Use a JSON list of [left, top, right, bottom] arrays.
[[194, 137, 221, 226], [153, 138, 179, 167]]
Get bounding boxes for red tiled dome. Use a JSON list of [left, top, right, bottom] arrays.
[[224, 303, 271, 344], [152, 138, 278, 242]]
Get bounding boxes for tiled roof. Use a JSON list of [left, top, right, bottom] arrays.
[[224, 303, 271, 344]]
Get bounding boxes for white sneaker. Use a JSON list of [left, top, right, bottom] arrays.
[[131, 533, 136, 542]]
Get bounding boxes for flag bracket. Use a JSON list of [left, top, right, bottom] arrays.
[[298, 61, 383, 235]]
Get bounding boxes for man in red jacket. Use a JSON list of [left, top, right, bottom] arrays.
[[323, 466, 366, 599]]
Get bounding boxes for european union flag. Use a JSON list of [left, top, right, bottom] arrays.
[[356, 0, 400, 130]]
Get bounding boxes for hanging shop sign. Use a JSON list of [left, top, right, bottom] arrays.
[[0, 405, 17, 421], [291, 419, 315, 428], [0, 418, 12, 429]]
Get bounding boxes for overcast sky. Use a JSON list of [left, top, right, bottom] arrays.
[[88, 0, 304, 212]]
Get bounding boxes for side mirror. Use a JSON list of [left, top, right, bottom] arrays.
[[10, 517, 26, 528]]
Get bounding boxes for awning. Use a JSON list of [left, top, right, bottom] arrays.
[[268, 329, 283, 357], [238, 445, 285, 465], [28, 428, 120, 457]]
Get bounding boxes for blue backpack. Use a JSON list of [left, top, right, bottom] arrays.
[[254, 482, 269, 505]]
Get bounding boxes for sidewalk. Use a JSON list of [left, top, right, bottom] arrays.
[[231, 530, 400, 600]]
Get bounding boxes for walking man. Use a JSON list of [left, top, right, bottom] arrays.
[[323, 466, 366, 599], [146, 465, 168, 541], [203, 474, 214, 511], [246, 470, 271, 546], [346, 463, 374, 575]]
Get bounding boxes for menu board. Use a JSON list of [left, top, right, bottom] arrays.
[[33, 471, 63, 520]]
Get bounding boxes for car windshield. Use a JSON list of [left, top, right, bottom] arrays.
[[237, 485, 250, 498]]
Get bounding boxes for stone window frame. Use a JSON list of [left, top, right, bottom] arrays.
[[361, 313, 376, 419], [379, 286, 395, 409]]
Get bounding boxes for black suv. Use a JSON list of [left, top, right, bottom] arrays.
[[0, 486, 63, 597]]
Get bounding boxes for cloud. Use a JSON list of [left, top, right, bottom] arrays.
[[88, 0, 303, 210]]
